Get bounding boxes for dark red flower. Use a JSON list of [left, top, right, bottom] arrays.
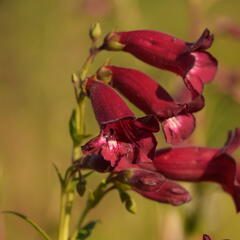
[[203, 235, 211, 240], [81, 78, 159, 172], [153, 128, 240, 212], [97, 65, 204, 144], [118, 168, 191, 206], [102, 29, 217, 96]]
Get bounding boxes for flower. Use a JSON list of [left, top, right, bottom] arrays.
[[118, 168, 191, 206], [153, 128, 240, 212], [81, 77, 159, 172], [102, 29, 217, 96], [97, 65, 204, 144], [80, 78, 192, 206], [203, 235, 211, 240]]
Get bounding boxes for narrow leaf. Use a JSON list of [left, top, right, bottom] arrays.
[[76, 221, 99, 240], [118, 190, 137, 214], [52, 163, 64, 187], [77, 178, 87, 196], [2, 211, 52, 240]]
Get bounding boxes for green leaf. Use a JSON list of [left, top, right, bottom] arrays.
[[2, 211, 52, 240], [52, 163, 64, 187], [76, 221, 99, 240], [118, 190, 137, 214], [77, 178, 87, 196]]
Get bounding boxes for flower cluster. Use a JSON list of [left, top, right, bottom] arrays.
[[80, 29, 240, 211]]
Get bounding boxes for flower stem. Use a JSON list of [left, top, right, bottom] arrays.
[[79, 48, 100, 82], [58, 188, 75, 240], [70, 177, 115, 240], [70, 206, 91, 240]]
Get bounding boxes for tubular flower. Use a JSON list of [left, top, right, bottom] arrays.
[[97, 65, 204, 144], [102, 29, 218, 96], [118, 168, 191, 206], [153, 128, 240, 212], [81, 78, 160, 172]]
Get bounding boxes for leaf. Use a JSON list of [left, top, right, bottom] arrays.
[[2, 211, 52, 240], [77, 178, 87, 196], [76, 221, 99, 240], [52, 163, 64, 187], [118, 190, 137, 214]]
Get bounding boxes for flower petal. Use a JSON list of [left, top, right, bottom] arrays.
[[103, 29, 218, 94], [153, 128, 240, 211], [97, 65, 201, 143], [86, 77, 134, 124], [134, 180, 191, 206], [161, 113, 196, 144], [99, 65, 183, 119], [118, 168, 165, 192], [117, 168, 191, 206], [82, 117, 158, 172]]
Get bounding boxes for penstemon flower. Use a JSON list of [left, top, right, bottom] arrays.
[[118, 168, 191, 205], [97, 65, 204, 144], [81, 77, 160, 172], [102, 29, 218, 96], [80, 77, 192, 206], [7, 22, 236, 240], [153, 128, 240, 211]]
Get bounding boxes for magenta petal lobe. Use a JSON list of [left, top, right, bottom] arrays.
[[162, 113, 196, 144]]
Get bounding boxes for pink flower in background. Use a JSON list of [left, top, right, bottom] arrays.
[[153, 128, 240, 212], [98, 65, 204, 144], [102, 29, 217, 96], [81, 78, 159, 172]]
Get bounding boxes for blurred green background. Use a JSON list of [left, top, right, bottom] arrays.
[[0, 0, 240, 239]]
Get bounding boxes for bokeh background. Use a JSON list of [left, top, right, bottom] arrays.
[[1, 0, 240, 239]]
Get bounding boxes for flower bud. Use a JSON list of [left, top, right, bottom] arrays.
[[89, 22, 102, 41], [117, 168, 191, 206]]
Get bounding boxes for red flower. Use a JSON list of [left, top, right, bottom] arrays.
[[81, 78, 159, 172], [97, 65, 204, 144], [102, 29, 217, 96], [118, 168, 191, 206], [203, 235, 211, 240], [153, 128, 240, 212]]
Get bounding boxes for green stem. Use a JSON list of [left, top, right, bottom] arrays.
[[70, 181, 115, 240], [79, 48, 100, 82], [70, 206, 91, 240], [58, 188, 75, 240]]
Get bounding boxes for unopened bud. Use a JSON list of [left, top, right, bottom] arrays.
[[89, 22, 102, 41], [118, 168, 165, 192]]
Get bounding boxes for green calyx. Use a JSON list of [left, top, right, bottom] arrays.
[[97, 66, 113, 84], [104, 32, 125, 51]]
